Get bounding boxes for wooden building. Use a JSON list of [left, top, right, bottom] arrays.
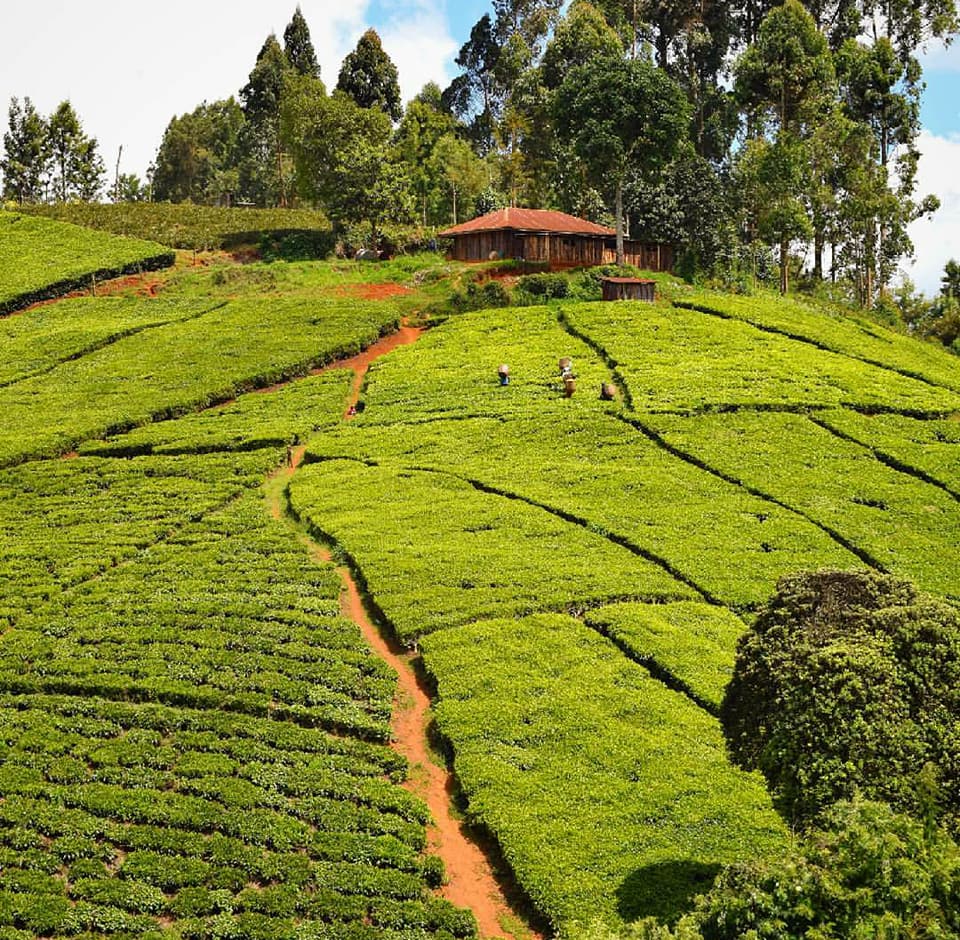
[[600, 277, 656, 302], [603, 241, 674, 271], [439, 208, 673, 272]]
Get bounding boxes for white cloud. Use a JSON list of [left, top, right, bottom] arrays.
[[301, 0, 372, 89], [379, 11, 459, 103], [919, 38, 960, 73], [899, 130, 960, 296]]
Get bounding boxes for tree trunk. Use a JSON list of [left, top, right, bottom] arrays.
[[814, 229, 824, 281], [780, 236, 788, 295], [616, 179, 625, 266], [276, 140, 286, 208]]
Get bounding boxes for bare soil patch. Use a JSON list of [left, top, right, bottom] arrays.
[[334, 282, 413, 301]]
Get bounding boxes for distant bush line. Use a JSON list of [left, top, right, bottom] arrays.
[[18, 203, 334, 252]]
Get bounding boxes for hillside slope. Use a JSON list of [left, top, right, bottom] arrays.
[[0, 250, 958, 938]]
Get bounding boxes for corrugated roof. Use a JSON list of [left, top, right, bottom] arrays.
[[438, 208, 615, 238]]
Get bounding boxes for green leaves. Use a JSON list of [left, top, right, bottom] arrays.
[[722, 570, 960, 831]]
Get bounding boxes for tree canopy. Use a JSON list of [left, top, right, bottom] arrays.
[[1, 98, 104, 204], [721, 569, 960, 832], [336, 29, 403, 123]]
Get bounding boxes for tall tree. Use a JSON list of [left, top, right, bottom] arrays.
[[152, 98, 245, 204], [1, 97, 47, 204], [432, 134, 488, 225], [735, 0, 835, 292], [554, 55, 690, 264], [394, 91, 457, 225], [735, 0, 835, 136], [283, 6, 320, 78], [835, 35, 930, 299], [862, 0, 959, 69], [240, 33, 293, 206], [492, 0, 563, 53], [45, 101, 105, 203], [541, 1, 623, 89], [285, 90, 411, 247], [442, 15, 503, 153], [943, 259, 960, 300], [336, 30, 403, 122]]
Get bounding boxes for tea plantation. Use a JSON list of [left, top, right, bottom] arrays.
[[1, 220, 958, 938], [0, 211, 173, 315]]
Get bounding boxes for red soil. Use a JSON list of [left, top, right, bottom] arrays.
[[334, 282, 413, 301], [334, 558, 534, 940], [328, 323, 423, 418], [264, 332, 540, 940], [13, 273, 162, 318]]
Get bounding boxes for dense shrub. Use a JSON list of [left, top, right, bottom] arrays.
[[604, 800, 960, 940], [449, 278, 512, 312], [721, 569, 960, 831], [515, 272, 570, 300]]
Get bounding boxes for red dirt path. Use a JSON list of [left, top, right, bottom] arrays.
[[266, 332, 541, 940]]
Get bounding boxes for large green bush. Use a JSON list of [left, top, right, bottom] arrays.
[[721, 569, 960, 831], [583, 800, 960, 939]]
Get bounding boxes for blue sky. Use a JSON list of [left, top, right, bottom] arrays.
[[0, 1, 956, 292], [903, 41, 959, 295]]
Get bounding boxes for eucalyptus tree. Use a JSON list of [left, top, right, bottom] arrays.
[[336, 30, 403, 123], [284, 88, 411, 247], [442, 14, 501, 153], [1, 97, 47, 203], [734, 0, 835, 293], [46, 101, 105, 203], [240, 33, 294, 206], [554, 54, 689, 264], [394, 88, 458, 225], [152, 98, 245, 204]]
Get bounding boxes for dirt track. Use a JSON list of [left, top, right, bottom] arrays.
[[266, 328, 542, 940]]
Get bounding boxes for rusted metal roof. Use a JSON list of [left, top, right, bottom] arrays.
[[439, 208, 615, 238]]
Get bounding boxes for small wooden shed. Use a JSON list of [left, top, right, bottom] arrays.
[[600, 277, 656, 302]]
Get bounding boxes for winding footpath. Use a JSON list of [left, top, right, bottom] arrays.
[[264, 323, 541, 940]]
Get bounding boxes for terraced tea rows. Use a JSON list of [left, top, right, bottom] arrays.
[[421, 615, 786, 930], [287, 295, 960, 934], [0, 211, 173, 315], [6, 243, 960, 939], [0, 489, 472, 939], [0, 294, 397, 466]]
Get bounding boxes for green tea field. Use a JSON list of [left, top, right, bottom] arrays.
[[1, 215, 958, 939]]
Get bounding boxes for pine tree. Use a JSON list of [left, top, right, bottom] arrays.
[[336, 29, 403, 122], [283, 6, 320, 79]]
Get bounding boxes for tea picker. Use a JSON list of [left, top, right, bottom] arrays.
[[498, 363, 510, 386]]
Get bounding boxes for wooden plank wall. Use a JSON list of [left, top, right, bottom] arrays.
[[448, 233, 674, 271], [601, 242, 674, 271]]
